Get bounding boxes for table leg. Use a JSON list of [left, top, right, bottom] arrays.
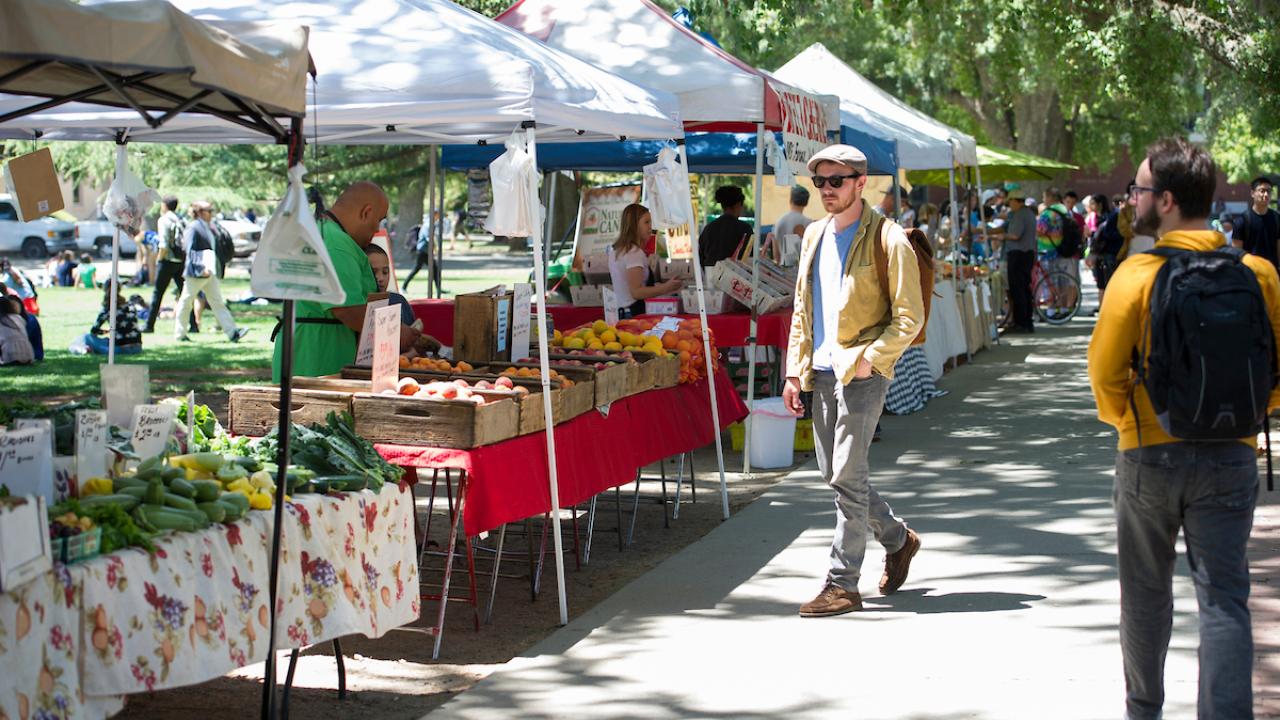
[[673, 454, 685, 520], [534, 513, 549, 597], [421, 469, 440, 557], [486, 524, 506, 624], [627, 470, 641, 546], [333, 638, 346, 700], [524, 517, 537, 602], [282, 648, 300, 720], [583, 496, 597, 565], [689, 451, 697, 504], [614, 485, 624, 552], [660, 459, 669, 529], [431, 470, 468, 660]]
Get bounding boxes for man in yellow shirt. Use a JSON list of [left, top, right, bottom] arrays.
[[1088, 137, 1280, 719], [781, 144, 925, 617]]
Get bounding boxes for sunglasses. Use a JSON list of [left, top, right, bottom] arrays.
[[812, 173, 862, 189]]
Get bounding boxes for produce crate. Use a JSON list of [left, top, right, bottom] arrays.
[[228, 378, 368, 437], [341, 365, 556, 435], [569, 284, 604, 307], [502, 358, 629, 407], [51, 526, 102, 565], [485, 363, 595, 421], [351, 392, 519, 449], [454, 290, 515, 363], [628, 350, 679, 390]]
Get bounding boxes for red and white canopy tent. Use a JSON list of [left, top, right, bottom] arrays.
[[497, 0, 840, 480]]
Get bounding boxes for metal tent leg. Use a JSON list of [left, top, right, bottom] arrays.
[[485, 524, 506, 624], [627, 471, 641, 546], [583, 496, 597, 565]]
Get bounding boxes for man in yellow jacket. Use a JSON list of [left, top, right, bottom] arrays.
[[1088, 137, 1280, 719], [782, 144, 925, 617]]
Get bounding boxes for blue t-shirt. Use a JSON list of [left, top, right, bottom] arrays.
[[811, 219, 860, 371]]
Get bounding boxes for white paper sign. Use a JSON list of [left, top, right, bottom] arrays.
[[602, 285, 619, 326], [510, 284, 533, 363], [495, 298, 510, 354], [0, 427, 54, 504], [130, 404, 175, 459], [101, 363, 150, 427], [75, 410, 108, 481], [370, 304, 402, 395], [355, 298, 390, 367], [643, 316, 682, 337]]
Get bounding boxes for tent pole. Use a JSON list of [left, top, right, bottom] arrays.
[[525, 122, 568, 625], [948, 164, 959, 270], [426, 145, 438, 298], [892, 173, 901, 222], [743, 123, 765, 476], [679, 141, 729, 520], [436, 156, 446, 298], [261, 115, 305, 720], [107, 142, 127, 364], [545, 171, 557, 268]]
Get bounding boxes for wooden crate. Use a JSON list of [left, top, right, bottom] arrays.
[[228, 379, 368, 437], [453, 291, 514, 363], [344, 365, 561, 435], [351, 393, 519, 449], [494, 359, 627, 408], [485, 362, 595, 422], [646, 354, 680, 389]]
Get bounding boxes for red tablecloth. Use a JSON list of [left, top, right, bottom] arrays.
[[410, 298, 792, 350], [376, 367, 747, 536]]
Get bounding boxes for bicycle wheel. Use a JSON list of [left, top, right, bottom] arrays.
[[1033, 271, 1082, 324]]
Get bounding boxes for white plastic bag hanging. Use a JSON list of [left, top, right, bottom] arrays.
[[250, 164, 344, 303], [484, 131, 542, 238], [642, 146, 691, 230], [101, 145, 159, 236], [764, 134, 794, 187]]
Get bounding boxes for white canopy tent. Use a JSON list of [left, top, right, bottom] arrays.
[[1, 2, 312, 718], [497, 0, 841, 478], [3, 0, 685, 660]]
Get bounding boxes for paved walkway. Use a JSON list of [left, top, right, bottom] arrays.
[[427, 321, 1280, 719]]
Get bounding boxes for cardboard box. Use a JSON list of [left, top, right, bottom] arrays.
[[583, 252, 612, 284], [654, 258, 693, 282], [644, 296, 680, 315], [680, 287, 734, 315], [569, 284, 604, 307], [0, 496, 52, 592], [3, 148, 64, 221], [710, 260, 793, 314], [454, 290, 515, 363]]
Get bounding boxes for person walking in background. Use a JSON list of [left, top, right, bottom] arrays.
[[1236, 175, 1279, 269], [134, 227, 159, 286], [1085, 194, 1123, 311], [698, 185, 754, 268], [770, 185, 814, 266], [173, 201, 247, 343], [403, 210, 440, 292], [145, 195, 193, 334], [1089, 137, 1276, 720], [782, 144, 924, 617], [997, 195, 1038, 333]]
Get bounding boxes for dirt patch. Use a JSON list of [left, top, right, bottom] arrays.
[[114, 443, 806, 719]]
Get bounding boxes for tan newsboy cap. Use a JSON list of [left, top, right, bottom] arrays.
[[807, 144, 868, 175]]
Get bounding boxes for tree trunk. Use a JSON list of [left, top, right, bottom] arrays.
[[393, 174, 425, 268]]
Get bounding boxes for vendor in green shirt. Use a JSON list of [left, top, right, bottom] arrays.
[[272, 181, 428, 381]]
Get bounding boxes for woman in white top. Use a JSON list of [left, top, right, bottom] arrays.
[[608, 203, 682, 318]]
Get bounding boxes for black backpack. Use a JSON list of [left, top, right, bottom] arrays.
[[1134, 246, 1276, 444], [1092, 209, 1125, 255], [1050, 208, 1083, 258]]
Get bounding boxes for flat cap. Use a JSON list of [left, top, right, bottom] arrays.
[[190, 200, 213, 211], [807, 144, 868, 175]]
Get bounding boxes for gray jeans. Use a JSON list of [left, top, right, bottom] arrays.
[[811, 371, 909, 591], [1114, 442, 1258, 720]]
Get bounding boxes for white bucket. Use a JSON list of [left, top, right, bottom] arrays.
[[748, 397, 797, 469]]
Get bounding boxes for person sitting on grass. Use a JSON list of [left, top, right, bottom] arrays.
[[85, 284, 143, 355], [0, 294, 34, 365], [0, 285, 43, 362], [364, 243, 417, 326], [55, 250, 78, 287], [77, 253, 98, 289]]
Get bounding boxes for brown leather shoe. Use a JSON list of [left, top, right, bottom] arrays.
[[799, 582, 862, 617], [879, 529, 921, 594]]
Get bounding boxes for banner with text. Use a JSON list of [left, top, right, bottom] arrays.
[[575, 184, 642, 261], [777, 86, 828, 177]]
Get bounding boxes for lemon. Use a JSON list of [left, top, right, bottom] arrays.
[[600, 329, 617, 344], [564, 337, 586, 349], [592, 320, 610, 334], [587, 340, 604, 350], [618, 331, 636, 346], [604, 341, 622, 352]]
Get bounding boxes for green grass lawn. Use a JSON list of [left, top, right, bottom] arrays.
[[4, 258, 532, 401]]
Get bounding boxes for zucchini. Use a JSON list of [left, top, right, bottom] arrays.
[[161, 465, 184, 482], [137, 455, 163, 475], [316, 475, 367, 492], [163, 493, 199, 512], [113, 476, 149, 490], [218, 492, 250, 514], [135, 505, 197, 533], [78, 493, 141, 511], [216, 498, 246, 521], [196, 502, 227, 524], [168, 478, 197, 498], [118, 486, 148, 500], [192, 480, 222, 503], [145, 479, 166, 506], [230, 456, 263, 472]]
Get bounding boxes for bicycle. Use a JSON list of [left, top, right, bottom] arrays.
[[1031, 253, 1081, 324]]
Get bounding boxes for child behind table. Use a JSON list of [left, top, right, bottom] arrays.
[[364, 244, 416, 326]]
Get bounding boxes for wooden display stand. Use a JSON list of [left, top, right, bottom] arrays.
[[227, 378, 369, 437]]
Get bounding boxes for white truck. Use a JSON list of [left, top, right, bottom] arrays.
[[0, 194, 78, 258], [75, 210, 137, 258]]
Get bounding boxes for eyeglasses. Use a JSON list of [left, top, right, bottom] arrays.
[[1129, 185, 1156, 198], [812, 173, 862, 189], [1256, 187, 1273, 195]]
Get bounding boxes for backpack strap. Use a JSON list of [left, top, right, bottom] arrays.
[[872, 212, 890, 301]]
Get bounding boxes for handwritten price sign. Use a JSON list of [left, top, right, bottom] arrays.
[[0, 426, 54, 503], [76, 410, 108, 481], [370, 304, 402, 395], [130, 404, 176, 459]]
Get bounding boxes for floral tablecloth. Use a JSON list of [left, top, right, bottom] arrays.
[[0, 484, 419, 719]]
